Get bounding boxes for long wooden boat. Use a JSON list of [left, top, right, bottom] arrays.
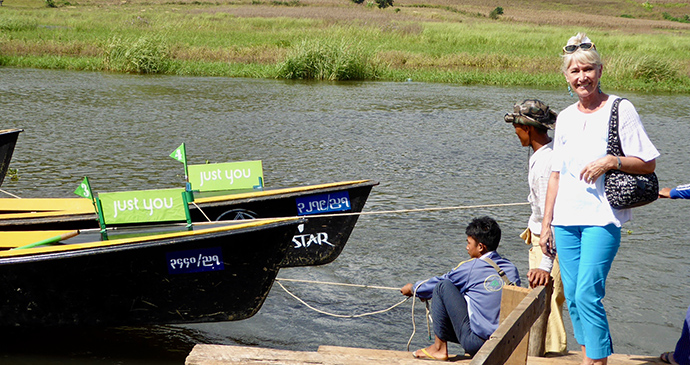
[[0, 180, 378, 267], [0, 128, 23, 187], [0, 217, 304, 328]]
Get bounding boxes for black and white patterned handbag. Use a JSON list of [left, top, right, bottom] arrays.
[[604, 98, 658, 209]]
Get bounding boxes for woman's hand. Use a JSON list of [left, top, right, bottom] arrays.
[[580, 155, 617, 183], [539, 226, 556, 258]]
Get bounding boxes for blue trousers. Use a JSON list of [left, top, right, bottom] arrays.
[[431, 279, 486, 356], [554, 224, 620, 360], [674, 305, 690, 365]]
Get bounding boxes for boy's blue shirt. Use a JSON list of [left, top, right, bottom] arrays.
[[413, 251, 520, 340], [670, 184, 690, 199]]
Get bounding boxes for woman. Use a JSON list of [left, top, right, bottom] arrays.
[[539, 33, 659, 365]]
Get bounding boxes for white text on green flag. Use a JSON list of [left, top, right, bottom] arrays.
[[188, 160, 263, 192], [169, 143, 186, 164], [98, 188, 187, 225], [74, 177, 93, 199]]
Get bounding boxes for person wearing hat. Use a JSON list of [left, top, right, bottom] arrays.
[[505, 98, 567, 355]]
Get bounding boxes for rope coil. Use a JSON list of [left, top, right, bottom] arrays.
[[275, 278, 434, 350], [275, 279, 409, 319]]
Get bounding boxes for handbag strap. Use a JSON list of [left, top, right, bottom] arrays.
[[481, 256, 514, 286], [606, 97, 627, 157]]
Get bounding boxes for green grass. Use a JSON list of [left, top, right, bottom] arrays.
[[103, 35, 171, 74], [1, 0, 690, 92], [276, 37, 379, 80]]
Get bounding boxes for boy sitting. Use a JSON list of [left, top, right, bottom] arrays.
[[401, 216, 521, 360]]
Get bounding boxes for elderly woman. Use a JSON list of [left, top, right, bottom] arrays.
[[539, 33, 659, 365]]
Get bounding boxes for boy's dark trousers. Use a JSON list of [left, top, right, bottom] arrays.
[[431, 279, 486, 356]]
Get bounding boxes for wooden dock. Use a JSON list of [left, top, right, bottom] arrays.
[[185, 284, 665, 365], [185, 344, 666, 364]]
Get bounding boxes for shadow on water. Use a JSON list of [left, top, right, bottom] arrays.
[[0, 326, 201, 364]]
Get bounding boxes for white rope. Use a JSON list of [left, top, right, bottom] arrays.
[[0, 189, 21, 199], [406, 279, 430, 351], [275, 277, 435, 346], [356, 201, 529, 216], [276, 280, 409, 319], [191, 201, 212, 222], [288, 202, 529, 221], [193, 201, 529, 224], [276, 277, 399, 291]]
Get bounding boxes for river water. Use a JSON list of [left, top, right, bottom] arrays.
[[1, 68, 689, 363]]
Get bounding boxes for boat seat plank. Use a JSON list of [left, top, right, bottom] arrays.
[[0, 198, 94, 213], [0, 230, 75, 248], [0, 218, 298, 257], [194, 180, 373, 204]]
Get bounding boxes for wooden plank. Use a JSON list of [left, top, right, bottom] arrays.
[[185, 345, 668, 365], [0, 230, 76, 248], [318, 345, 472, 361], [527, 352, 667, 365], [0, 218, 299, 257], [317, 345, 421, 360], [0, 210, 94, 220], [0, 198, 93, 213], [186, 344, 454, 364], [193, 180, 372, 204], [528, 281, 553, 357], [470, 285, 547, 365], [499, 285, 531, 365]]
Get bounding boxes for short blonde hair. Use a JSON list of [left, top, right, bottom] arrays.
[[561, 32, 602, 73]]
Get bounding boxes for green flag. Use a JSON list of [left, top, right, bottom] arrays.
[[74, 177, 93, 199], [98, 188, 187, 225], [169, 143, 186, 164]]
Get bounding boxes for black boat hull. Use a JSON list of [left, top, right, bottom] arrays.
[[0, 129, 22, 187], [0, 219, 301, 328], [0, 180, 378, 268], [191, 181, 376, 267]]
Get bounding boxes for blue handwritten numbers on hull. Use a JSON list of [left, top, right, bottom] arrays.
[[295, 191, 351, 216], [167, 247, 225, 274]]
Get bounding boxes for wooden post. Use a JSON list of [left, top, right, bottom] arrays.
[[470, 285, 547, 365], [528, 280, 553, 357]]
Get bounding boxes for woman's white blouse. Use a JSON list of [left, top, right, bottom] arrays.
[[551, 96, 660, 227]]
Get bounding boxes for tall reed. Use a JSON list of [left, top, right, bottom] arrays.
[[276, 38, 380, 81], [103, 36, 171, 74]]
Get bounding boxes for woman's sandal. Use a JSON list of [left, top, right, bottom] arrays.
[[660, 351, 679, 365]]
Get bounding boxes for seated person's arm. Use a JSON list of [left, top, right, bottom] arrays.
[[660, 184, 690, 199], [527, 255, 553, 288], [527, 269, 551, 288], [400, 283, 414, 297]]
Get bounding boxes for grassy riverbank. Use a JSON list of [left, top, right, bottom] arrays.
[[2, 0, 690, 92]]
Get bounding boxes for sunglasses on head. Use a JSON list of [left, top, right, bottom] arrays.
[[563, 42, 595, 54]]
